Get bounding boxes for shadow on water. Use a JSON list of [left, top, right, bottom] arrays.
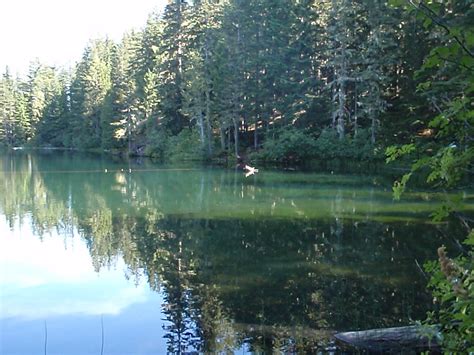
[[0, 151, 471, 353]]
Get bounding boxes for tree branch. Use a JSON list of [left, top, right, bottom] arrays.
[[407, 0, 474, 59]]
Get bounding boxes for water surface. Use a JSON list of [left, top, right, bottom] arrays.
[[0, 151, 472, 353]]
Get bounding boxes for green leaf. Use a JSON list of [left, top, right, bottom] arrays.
[[385, 144, 416, 163], [423, 55, 441, 69], [463, 230, 474, 246], [392, 172, 412, 200], [423, 18, 432, 28], [388, 0, 405, 7], [430, 205, 451, 222]]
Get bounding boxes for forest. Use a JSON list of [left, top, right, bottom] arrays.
[[0, 0, 473, 351], [0, 0, 472, 165]]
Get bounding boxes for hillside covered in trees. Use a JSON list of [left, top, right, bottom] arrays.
[[0, 0, 473, 164]]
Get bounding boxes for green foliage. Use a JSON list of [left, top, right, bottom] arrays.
[[1, 0, 471, 170], [313, 129, 339, 159], [392, 172, 412, 200], [314, 128, 378, 161], [350, 129, 379, 160], [385, 144, 416, 163], [424, 238, 474, 353], [385, 0, 474, 351], [145, 128, 205, 161], [256, 128, 379, 163], [257, 128, 316, 163], [166, 128, 206, 161], [2, 0, 473, 351], [144, 129, 170, 160]]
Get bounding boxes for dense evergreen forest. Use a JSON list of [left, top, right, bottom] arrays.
[[0, 0, 473, 351], [1, 0, 472, 164]]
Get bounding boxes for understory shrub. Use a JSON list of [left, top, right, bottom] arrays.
[[145, 128, 205, 161], [257, 128, 379, 163], [257, 128, 316, 162], [165, 128, 206, 161]]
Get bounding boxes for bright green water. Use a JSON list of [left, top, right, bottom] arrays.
[[0, 151, 472, 353]]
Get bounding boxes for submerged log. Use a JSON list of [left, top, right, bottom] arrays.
[[233, 322, 335, 341], [334, 325, 440, 353]]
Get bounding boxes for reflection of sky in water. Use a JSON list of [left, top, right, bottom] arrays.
[[0, 216, 167, 354]]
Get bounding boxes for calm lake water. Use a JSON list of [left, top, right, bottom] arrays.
[[1, 151, 472, 354]]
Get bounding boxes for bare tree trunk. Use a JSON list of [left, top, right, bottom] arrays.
[[205, 87, 212, 155], [331, 84, 337, 129], [203, 27, 213, 156], [220, 127, 226, 151], [371, 111, 376, 144], [254, 120, 258, 149], [198, 111, 205, 148], [176, 0, 183, 77], [354, 82, 358, 136], [127, 110, 132, 156], [337, 82, 346, 140], [337, 48, 347, 140], [232, 116, 239, 157], [254, 23, 260, 150]]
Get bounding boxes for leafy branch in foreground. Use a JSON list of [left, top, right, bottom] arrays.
[[387, 0, 474, 351]]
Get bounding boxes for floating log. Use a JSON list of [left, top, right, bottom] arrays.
[[334, 325, 441, 353]]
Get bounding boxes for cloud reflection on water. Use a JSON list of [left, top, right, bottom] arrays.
[[0, 216, 150, 320]]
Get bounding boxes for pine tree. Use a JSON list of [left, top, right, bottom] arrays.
[[101, 32, 141, 153], [156, 0, 190, 135], [12, 78, 31, 145], [70, 39, 114, 148], [0, 67, 16, 146], [325, 0, 364, 140], [179, 0, 225, 156], [35, 69, 71, 147], [357, 0, 398, 144]]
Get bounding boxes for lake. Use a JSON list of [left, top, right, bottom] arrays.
[[1, 151, 472, 354]]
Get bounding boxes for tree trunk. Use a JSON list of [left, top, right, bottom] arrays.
[[205, 86, 212, 156], [337, 64, 347, 140], [254, 22, 260, 150], [203, 29, 213, 156], [232, 116, 239, 157], [198, 111, 205, 148], [354, 82, 358, 136], [371, 111, 376, 144], [254, 121, 258, 149], [335, 325, 440, 353], [220, 127, 226, 151]]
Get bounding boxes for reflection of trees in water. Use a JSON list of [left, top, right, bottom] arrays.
[[0, 152, 462, 352], [0, 153, 76, 236], [75, 214, 449, 352], [160, 238, 199, 354], [126, 218, 240, 353]]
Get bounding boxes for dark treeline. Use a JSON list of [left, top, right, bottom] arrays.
[[0, 0, 473, 164]]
